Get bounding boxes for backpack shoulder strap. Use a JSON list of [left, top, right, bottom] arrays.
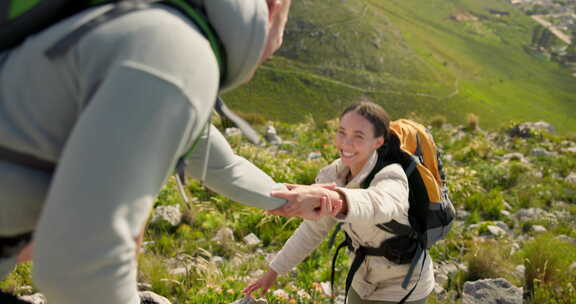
[[46, 0, 227, 82]]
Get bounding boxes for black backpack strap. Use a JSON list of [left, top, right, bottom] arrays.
[[342, 245, 366, 304], [327, 222, 343, 250], [0, 146, 55, 174], [397, 245, 427, 304], [330, 233, 351, 300], [376, 220, 413, 236], [0, 291, 32, 304], [214, 97, 261, 145], [45, 0, 145, 59]]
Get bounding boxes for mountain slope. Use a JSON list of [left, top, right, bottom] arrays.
[[223, 0, 576, 133]]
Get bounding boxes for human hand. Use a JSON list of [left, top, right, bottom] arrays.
[[17, 243, 32, 263], [284, 182, 337, 190], [269, 185, 343, 220], [242, 269, 278, 297]]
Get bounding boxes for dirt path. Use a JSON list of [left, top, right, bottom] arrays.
[[531, 15, 572, 45]]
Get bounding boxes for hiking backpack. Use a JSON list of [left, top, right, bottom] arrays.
[[330, 119, 455, 304]]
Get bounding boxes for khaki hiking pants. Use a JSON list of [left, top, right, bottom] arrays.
[[348, 288, 427, 304]]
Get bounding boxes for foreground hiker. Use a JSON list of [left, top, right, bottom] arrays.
[[245, 101, 442, 304], [0, 1, 343, 303]]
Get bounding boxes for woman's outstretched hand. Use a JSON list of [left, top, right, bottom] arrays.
[[242, 268, 278, 297], [268, 185, 343, 220]]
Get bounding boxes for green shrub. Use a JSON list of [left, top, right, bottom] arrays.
[[430, 115, 447, 129], [466, 113, 480, 131], [464, 240, 516, 283], [464, 190, 505, 220], [522, 234, 576, 301]]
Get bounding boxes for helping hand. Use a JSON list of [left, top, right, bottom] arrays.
[[268, 185, 343, 220], [242, 269, 278, 297]]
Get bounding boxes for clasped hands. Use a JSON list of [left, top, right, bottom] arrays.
[[268, 183, 346, 220]]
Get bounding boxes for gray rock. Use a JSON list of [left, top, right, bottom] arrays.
[[169, 266, 188, 275], [140, 291, 172, 304], [557, 234, 576, 245], [19, 293, 46, 304], [434, 283, 446, 295], [531, 147, 555, 157], [225, 127, 242, 137], [462, 278, 523, 304], [212, 256, 225, 265], [307, 151, 322, 160], [494, 221, 511, 232], [231, 297, 268, 304], [264, 125, 282, 145], [456, 209, 470, 220], [213, 227, 235, 243], [562, 146, 576, 154], [510, 242, 521, 255], [243, 233, 261, 247], [319, 281, 332, 296], [531, 225, 547, 233], [501, 153, 528, 163], [15, 285, 34, 295], [436, 273, 449, 286], [334, 295, 346, 304], [486, 225, 507, 237], [138, 282, 153, 291], [515, 265, 525, 278], [508, 121, 555, 138], [151, 205, 182, 226], [514, 208, 544, 220], [566, 172, 576, 184]]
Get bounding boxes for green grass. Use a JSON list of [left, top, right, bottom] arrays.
[[2, 117, 576, 303], [224, 0, 576, 133]]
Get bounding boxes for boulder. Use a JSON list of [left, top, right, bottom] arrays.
[[213, 227, 236, 243], [307, 151, 322, 160], [264, 125, 282, 145], [151, 205, 182, 226], [566, 172, 576, 184], [19, 293, 46, 304], [462, 278, 522, 304], [508, 121, 555, 138], [225, 128, 242, 137], [231, 297, 268, 304], [243, 233, 261, 247], [140, 291, 172, 304]]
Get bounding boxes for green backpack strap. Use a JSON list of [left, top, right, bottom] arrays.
[[46, 0, 226, 82]]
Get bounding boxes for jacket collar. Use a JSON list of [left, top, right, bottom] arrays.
[[334, 151, 378, 188]]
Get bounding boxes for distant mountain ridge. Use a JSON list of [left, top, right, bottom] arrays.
[[223, 0, 576, 133]]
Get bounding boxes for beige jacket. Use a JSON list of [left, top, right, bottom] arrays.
[[269, 152, 434, 301]]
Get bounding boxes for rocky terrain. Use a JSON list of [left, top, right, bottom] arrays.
[[1, 117, 575, 304]]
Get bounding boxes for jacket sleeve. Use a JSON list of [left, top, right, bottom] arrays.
[[336, 164, 409, 225], [184, 124, 287, 210], [269, 216, 337, 275]]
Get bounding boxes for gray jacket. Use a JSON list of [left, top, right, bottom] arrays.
[[0, 1, 285, 303]]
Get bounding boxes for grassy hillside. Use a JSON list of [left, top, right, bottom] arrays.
[[3, 117, 575, 303], [223, 0, 576, 133]]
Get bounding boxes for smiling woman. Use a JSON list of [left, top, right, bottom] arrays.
[[244, 100, 434, 304]]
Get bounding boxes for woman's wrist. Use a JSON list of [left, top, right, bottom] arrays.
[[332, 188, 348, 216]]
